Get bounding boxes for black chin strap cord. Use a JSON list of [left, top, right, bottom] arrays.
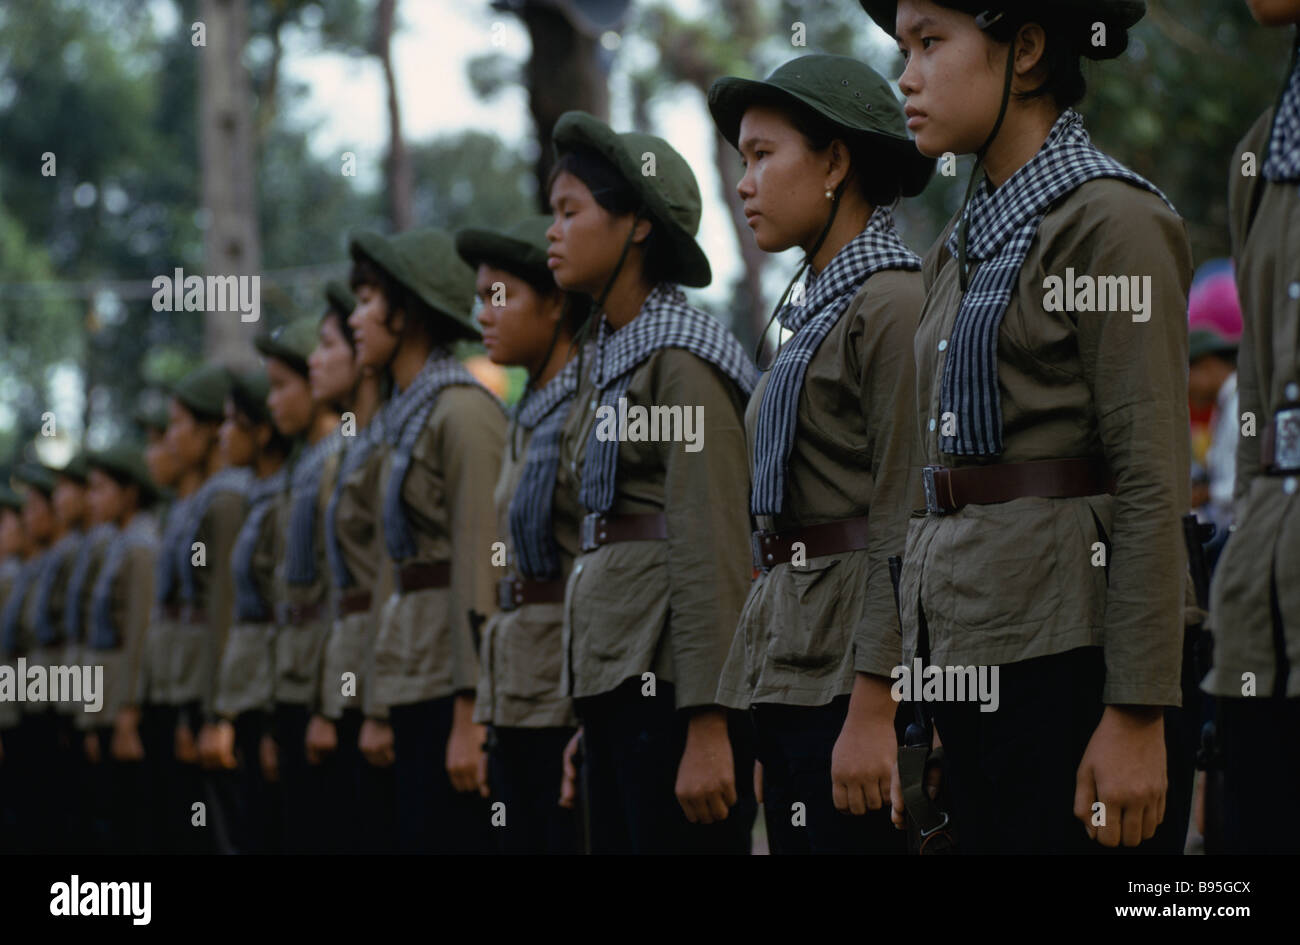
[[957, 38, 1016, 294]]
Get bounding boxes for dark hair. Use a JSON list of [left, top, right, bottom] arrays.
[[546, 147, 675, 286], [777, 102, 904, 209], [321, 306, 356, 352], [981, 11, 1096, 110], [228, 389, 293, 459], [348, 253, 456, 343]]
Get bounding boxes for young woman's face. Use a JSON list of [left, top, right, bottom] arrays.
[[474, 265, 563, 369], [21, 488, 53, 544], [144, 435, 181, 488], [166, 399, 218, 472], [0, 508, 23, 557], [52, 477, 85, 529], [736, 104, 842, 254], [895, 0, 1012, 158], [546, 171, 644, 296], [309, 313, 359, 406], [266, 357, 314, 438], [219, 396, 259, 468], [86, 469, 128, 527], [348, 284, 400, 371], [1246, 0, 1300, 25]]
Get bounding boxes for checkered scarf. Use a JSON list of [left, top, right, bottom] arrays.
[[509, 356, 583, 580], [751, 208, 920, 516], [579, 284, 758, 514], [63, 522, 115, 643], [940, 109, 1172, 456], [1265, 52, 1300, 183], [285, 428, 345, 586], [31, 530, 81, 647], [88, 516, 156, 650], [232, 467, 288, 622], [0, 555, 44, 654], [155, 494, 194, 605], [325, 404, 389, 589], [177, 467, 252, 604], [382, 350, 502, 563]]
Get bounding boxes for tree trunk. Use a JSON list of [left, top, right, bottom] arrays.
[[376, 0, 413, 232], [198, 0, 261, 368]]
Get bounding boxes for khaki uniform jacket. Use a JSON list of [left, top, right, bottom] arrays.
[[474, 406, 581, 728], [16, 547, 54, 716], [170, 488, 247, 718], [1206, 108, 1300, 699], [216, 486, 285, 719], [365, 386, 505, 714], [274, 450, 341, 708], [718, 270, 924, 709], [901, 179, 1193, 707], [29, 531, 82, 716], [0, 558, 20, 730], [78, 536, 156, 731], [61, 528, 112, 718], [138, 499, 180, 706], [558, 346, 751, 710], [321, 441, 387, 720]]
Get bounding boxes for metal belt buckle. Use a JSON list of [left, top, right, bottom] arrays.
[[580, 513, 601, 553], [922, 465, 948, 516], [751, 531, 768, 573], [1275, 407, 1300, 473], [497, 578, 518, 613]]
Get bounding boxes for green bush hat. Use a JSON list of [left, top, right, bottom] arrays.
[[132, 400, 171, 435], [171, 364, 233, 421], [12, 462, 57, 498], [552, 111, 712, 288], [254, 317, 320, 376], [455, 215, 556, 289], [53, 452, 89, 485], [348, 228, 480, 341], [87, 444, 158, 504], [858, 1, 1145, 58], [325, 280, 354, 321], [709, 54, 935, 198], [0, 483, 22, 511], [229, 366, 273, 425]]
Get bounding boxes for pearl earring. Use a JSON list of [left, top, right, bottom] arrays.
[[825, 189, 834, 200]]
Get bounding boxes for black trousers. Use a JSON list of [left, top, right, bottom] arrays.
[[224, 710, 279, 854], [752, 697, 906, 855], [488, 725, 579, 854], [320, 709, 398, 854], [86, 727, 148, 854], [273, 702, 334, 853], [575, 678, 756, 855], [389, 695, 495, 854], [1219, 695, 1300, 853]]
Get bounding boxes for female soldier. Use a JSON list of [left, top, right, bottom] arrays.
[[1204, 0, 1300, 854], [546, 111, 758, 853], [308, 281, 398, 853], [862, 0, 1193, 852], [456, 215, 587, 853], [203, 367, 291, 853], [706, 54, 932, 854], [0, 482, 32, 847], [348, 228, 504, 854], [256, 317, 343, 853], [81, 445, 158, 852]]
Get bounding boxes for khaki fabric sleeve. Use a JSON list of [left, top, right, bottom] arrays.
[[120, 543, 156, 713], [199, 491, 247, 720]]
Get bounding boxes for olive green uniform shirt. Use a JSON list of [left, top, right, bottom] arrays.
[[901, 179, 1193, 707], [365, 386, 505, 714], [718, 270, 924, 708], [1206, 109, 1300, 699], [78, 537, 156, 731], [558, 346, 752, 710]]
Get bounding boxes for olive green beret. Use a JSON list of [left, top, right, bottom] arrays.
[[455, 215, 556, 290], [552, 111, 712, 288], [87, 445, 158, 503], [172, 364, 233, 420], [349, 228, 480, 340], [254, 317, 319, 376]]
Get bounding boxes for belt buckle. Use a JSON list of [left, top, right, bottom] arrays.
[[1275, 407, 1300, 473], [922, 465, 948, 516], [497, 578, 518, 612], [751, 531, 768, 573], [580, 513, 601, 553]]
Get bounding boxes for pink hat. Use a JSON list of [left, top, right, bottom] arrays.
[[1188, 259, 1242, 343]]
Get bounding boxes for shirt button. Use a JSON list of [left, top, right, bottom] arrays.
[[1285, 477, 1298, 495], [1287, 382, 1300, 401], [589, 398, 597, 410], [1289, 282, 1300, 300], [938, 339, 948, 352], [928, 418, 937, 432]]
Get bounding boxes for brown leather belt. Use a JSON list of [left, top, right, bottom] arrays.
[[396, 561, 451, 594], [279, 602, 324, 626], [1261, 406, 1300, 474], [497, 575, 567, 612], [337, 588, 373, 617], [580, 512, 668, 552], [751, 516, 872, 572], [921, 457, 1115, 515]]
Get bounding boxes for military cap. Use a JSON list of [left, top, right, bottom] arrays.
[[349, 228, 480, 340]]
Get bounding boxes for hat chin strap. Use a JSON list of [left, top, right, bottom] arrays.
[[957, 40, 1016, 293]]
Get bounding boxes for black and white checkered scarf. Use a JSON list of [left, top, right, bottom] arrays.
[[382, 350, 502, 563], [232, 467, 288, 622], [751, 208, 919, 516], [63, 522, 116, 643], [155, 494, 194, 606], [285, 428, 345, 587], [1265, 51, 1300, 183], [177, 467, 252, 604], [88, 515, 156, 650], [0, 554, 44, 654], [579, 284, 758, 514], [508, 355, 583, 580], [325, 403, 389, 590], [939, 109, 1173, 456]]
